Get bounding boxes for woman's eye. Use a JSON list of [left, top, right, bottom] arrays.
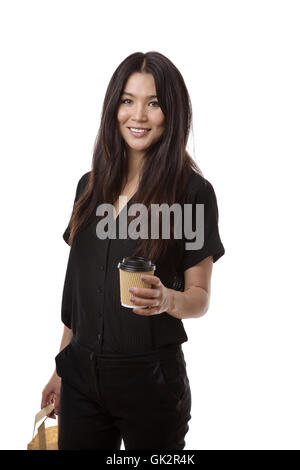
[[120, 99, 159, 107]]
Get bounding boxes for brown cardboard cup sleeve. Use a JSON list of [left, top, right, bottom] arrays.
[[118, 257, 156, 308]]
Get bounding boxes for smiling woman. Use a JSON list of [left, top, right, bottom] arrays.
[[41, 51, 225, 451], [64, 52, 203, 265]]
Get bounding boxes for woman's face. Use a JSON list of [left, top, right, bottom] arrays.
[[117, 72, 165, 156]]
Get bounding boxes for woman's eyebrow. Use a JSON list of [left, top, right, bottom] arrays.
[[122, 92, 157, 99]]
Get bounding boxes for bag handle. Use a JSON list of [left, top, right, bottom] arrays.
[[32, 403, 55, 440]]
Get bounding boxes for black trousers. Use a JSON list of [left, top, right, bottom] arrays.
[[55, 336, 192, 450]]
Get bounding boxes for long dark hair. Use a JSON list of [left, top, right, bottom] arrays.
[[66, 51, 202, 265]]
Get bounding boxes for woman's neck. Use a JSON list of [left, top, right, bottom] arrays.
[[126, 148, 144, 183]]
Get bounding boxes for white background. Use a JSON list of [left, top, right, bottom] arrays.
[[0, 0, 299, 450]]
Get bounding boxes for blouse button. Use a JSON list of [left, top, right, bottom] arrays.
[[97, 287, 103, 294], [99, 265, 104, 271]]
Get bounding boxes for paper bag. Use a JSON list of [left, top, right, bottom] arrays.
[[27, 403, 58, 450]]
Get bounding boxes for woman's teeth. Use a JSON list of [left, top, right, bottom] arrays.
[[129, 127, 149, 133]]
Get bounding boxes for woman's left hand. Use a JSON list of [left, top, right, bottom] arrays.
[[129, 274, 171, 316]]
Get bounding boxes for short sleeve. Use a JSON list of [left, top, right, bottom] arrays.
[[61, 250, 73, 328], [62, 171, 90, 244], [182, 178, 225, 271]]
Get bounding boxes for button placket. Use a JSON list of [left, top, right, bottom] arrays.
[[96, 237, 110, 354]]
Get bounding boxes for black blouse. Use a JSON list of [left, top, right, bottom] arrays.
[[60, 170, 225, 355]]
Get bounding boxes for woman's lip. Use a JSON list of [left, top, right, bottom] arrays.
[[127, 127, 151, 138], [127, 127, 151, 130]]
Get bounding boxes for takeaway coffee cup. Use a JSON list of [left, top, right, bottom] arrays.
[[117, 257, 156, 308]]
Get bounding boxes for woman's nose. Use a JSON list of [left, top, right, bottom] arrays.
[[132, 103, 147, 120]]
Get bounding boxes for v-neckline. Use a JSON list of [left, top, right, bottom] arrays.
[[113, 193, 137, 222]]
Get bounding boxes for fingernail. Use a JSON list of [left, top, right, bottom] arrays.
[[141, 276, 145, 280]]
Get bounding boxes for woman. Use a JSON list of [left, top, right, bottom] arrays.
[[41, 51, 225, 450]]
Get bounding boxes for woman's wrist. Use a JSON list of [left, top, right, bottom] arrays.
[[166, 287, 209, 319], [52, 370, 61, 381]]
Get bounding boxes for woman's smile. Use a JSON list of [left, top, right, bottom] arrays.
[[127, 127, 151, 137]]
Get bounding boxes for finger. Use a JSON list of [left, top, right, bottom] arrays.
[[41, 392, 50, 410], [132, 308, 152, 316], [130, 287, 159, 299], [140, 275, 161, 286], [133, 306, 159, 316], [48, 410, 56, 420], [54, 395, 60, 416], [130, 296, 160, 308]]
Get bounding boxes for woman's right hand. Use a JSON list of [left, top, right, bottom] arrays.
[[41, 372, 61, 419]]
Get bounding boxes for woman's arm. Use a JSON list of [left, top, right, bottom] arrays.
[[166, 256, 213, 319], [57, 325, 73, 360], [130, 256, 213, 319], [50, 325, 73, 379], [166, 286, 209, 319], [41, 325, 73, 416]]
